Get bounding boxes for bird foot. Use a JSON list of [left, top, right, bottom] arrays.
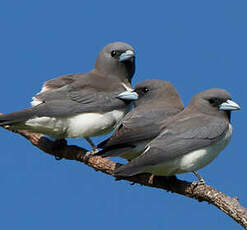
[[53, 139, 67, 160], [192, 171, 206, 184], [191, 180, 205, 187], [84, 137, 96, 149], [191, 171, 206, 190], [84, 148, 99, 162]]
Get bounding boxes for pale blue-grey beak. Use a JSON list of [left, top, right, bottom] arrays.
[[219, 99, 240, 111], [117, 90, 138, 101], [119, 50, 135, 62]]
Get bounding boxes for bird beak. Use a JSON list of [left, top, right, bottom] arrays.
[[219, 99, 240, 111], [117, 90, 138, 101], [119, 50, 135, 62]]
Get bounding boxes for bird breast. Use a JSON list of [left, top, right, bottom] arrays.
[[149, 124, 233, 176]]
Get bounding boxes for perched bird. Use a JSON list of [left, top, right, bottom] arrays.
[[95, 79, 184, 160], [0, 42, 138, 148], [114, 89, 240, 179]]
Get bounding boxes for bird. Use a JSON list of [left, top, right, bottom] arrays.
[[94, 79, 184, 160], [113, 88, 240, 180], [0, 42, 138, 149]]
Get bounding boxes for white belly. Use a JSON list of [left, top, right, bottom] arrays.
[[23, 109, 128, 139], [148, 124, 233, 176]]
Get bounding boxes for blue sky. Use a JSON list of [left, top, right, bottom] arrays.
[[0, 0, 246, 229]]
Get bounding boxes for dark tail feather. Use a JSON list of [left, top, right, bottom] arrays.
[[95, 139, 116, 157], [94, 143, 130, 158], [113, 156, 145, 177], [93, 148, 113, 157], [0, 107, 37, 126], [93, 150, 105, 157], [113, 163, 138, 177], [97, 139, 108, 149]]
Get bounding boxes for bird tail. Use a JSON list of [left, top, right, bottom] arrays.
[[94, 148, 116, 157], [0, 107, 37, 126], [94, 140, 113, 157], [113, 163, 139, 177], [95, 142, 130, 158]]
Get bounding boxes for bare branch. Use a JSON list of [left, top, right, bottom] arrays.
[[3, 127, 247, 229]]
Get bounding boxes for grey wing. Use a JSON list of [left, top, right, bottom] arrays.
[[98, 107, 177, 150], [42, 74, 79, 90], [69, 89, 128, 113], [114, 115, 229, 177], [32, 85, 128, 117]]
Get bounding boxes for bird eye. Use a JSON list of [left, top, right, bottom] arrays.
[[209, 98, 216, 104], [209, 97, 221, 105], [142, 87, 149, 93], [111, 50, 117, 57]]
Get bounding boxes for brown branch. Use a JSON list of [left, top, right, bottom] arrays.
[[3, 127, 247, 229]]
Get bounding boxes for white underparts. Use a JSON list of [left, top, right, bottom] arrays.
[[149, 124, 233, 176], [24, 109, 128, 139]]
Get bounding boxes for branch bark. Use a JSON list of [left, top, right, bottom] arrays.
[[3, 127, 247, 229]]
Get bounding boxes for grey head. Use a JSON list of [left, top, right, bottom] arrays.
[[187, 88, 240, 121], [134, 79, 184, 110], [94, 42, 135, 83]]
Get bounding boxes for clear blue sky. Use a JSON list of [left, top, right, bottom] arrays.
[[0, 1, 246, 229]]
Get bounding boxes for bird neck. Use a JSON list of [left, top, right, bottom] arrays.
[[94, 60, 135, 83]]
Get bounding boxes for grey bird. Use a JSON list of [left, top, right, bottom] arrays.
[[95, 79, 184, 160], [114, 88, 240, 178], [0, 42, 137, 148]]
